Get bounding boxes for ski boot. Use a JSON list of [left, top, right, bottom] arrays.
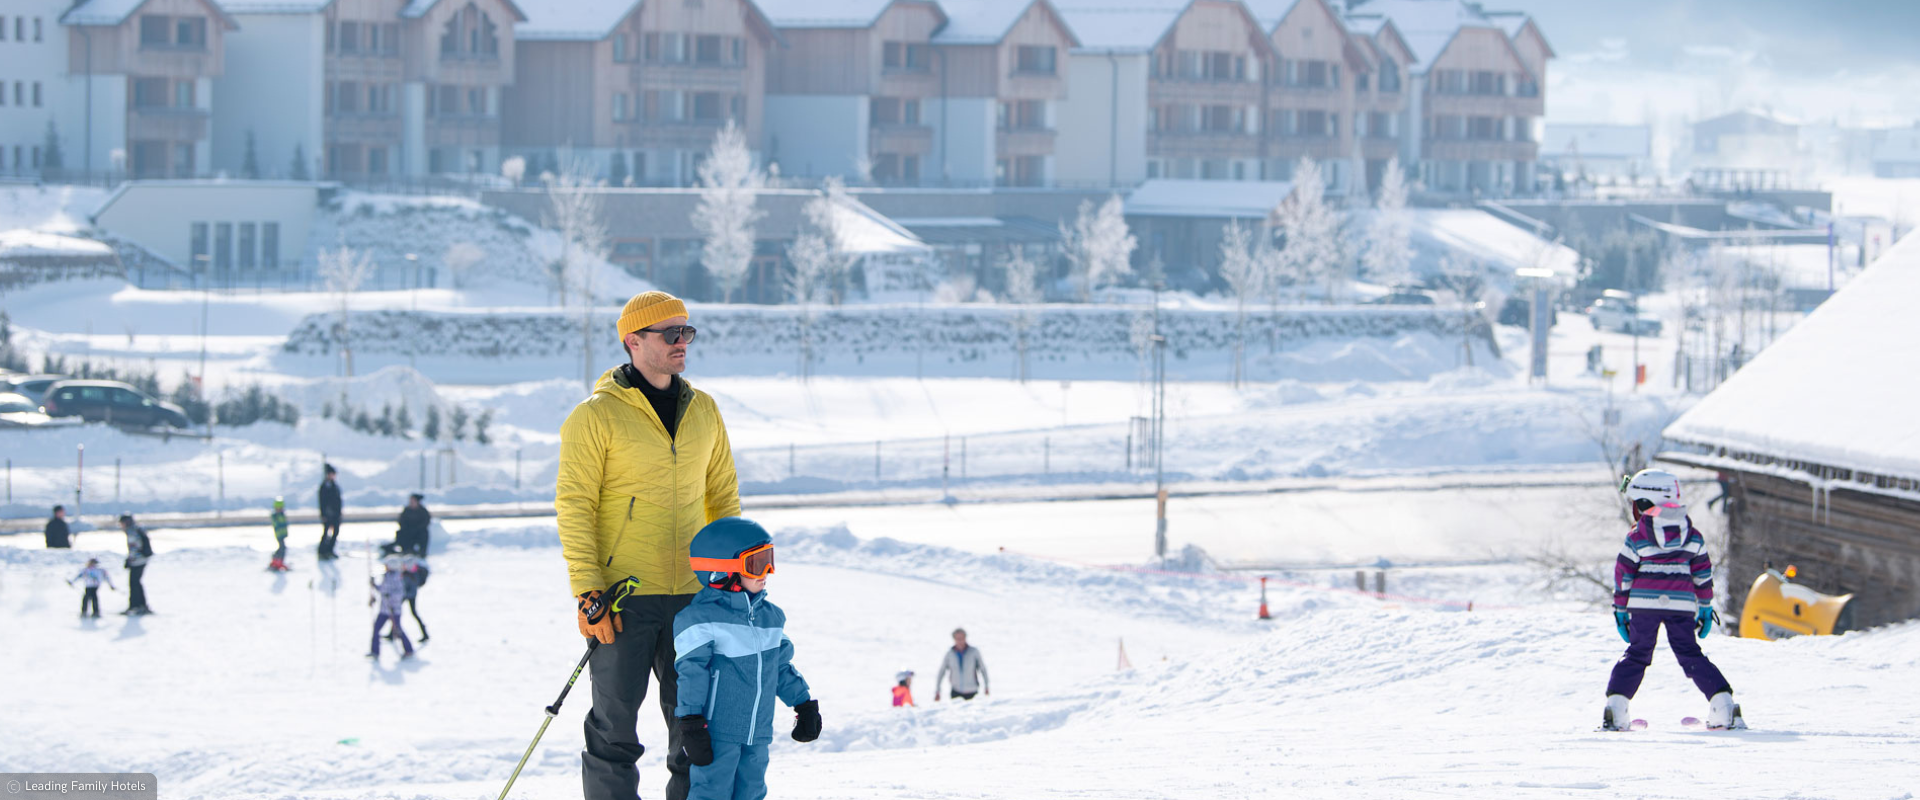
[[1599, 694, 1633, 732], [1706, 692, 1747, 730]]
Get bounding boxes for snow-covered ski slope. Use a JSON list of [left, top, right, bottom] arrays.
[[3, 521, 1915, 800]]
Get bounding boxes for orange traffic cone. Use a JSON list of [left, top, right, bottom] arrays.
[[1258, 576, 1271, 620]]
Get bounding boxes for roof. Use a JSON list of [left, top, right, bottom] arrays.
[[1124, 179, 1294, 219], [931, 0, 1077, 46], [90, 180, 337, 223], [1053, 1, 1186, 53], [755, 0, 899, 28], [402, 0, 529, 23], [514, 0, 645, 40], [1240, 0, 1302, 31], [1349, 0, 1508, 72], [1663, 232, 1920, 487], [1540, 124, 1651, 161], [894, 215, 1063, 245], [63, 0, 240, 28]]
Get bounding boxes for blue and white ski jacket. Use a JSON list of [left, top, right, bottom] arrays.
[[672, 586, 811, 745]]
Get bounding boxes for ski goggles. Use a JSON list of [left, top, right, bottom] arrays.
[[689, 543, 775, 579]]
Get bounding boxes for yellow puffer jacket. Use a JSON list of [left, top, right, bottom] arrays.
[[556, 367, 740, 596]]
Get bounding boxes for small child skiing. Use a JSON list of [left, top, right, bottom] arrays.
[[1603, 469, 1744, 731], [368, 555, 415, 660], [673, 517, 820, 800], [892, 671, 916, 707], [67, 557, 116, 618], [268, 497, 290, 572], [384, 553, 430, 644]]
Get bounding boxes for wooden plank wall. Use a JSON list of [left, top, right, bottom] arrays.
[[1725, 470, 1920, 629]]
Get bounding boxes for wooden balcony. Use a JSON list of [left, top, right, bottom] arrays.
[[995, 127, 1056, 156], [1148, 130, 1263, 159], [1422, 138, 1538, 163], [128, 107, 209, 142], [871, 124, 933, 155], [1149, 79, 1264, 107]]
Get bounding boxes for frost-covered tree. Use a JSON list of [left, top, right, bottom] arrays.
[[444, 241, 485, 289], [317, 244, 374, 388], [693, 121, 765, 303], [449, 406, 470, 442], [1000, 245, 1043, 382], [1061, 194, 1137, 302], [1217, 219, 1263, 386], [1276, 157, 1340, 303], [545, 148, 610, 390], [1361, 156, 1412, 288], [785, 229, 830, 381], [474, 409, 493, 445], [501, 156, 527, 186]]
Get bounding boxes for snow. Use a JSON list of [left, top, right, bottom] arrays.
[[220, 1, 334, 12], [0, 230, 116, 259], [928, 0, 1043, 45], [4, 513, 1917, 799], [59, 0, 151, 25], [1124, 180, 1294, 219], [1665, 230, 1920, 486], [1356, 0, 1497, 70], [751, 0, 895, 28], [0, 184, 111, 235], [513, 0, 644, 40], [1408, 209, 1580, 278]]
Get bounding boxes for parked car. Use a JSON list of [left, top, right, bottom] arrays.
[[1497, 296, 1559, 328], [0, 392, 83, 428], [42, 380, 192, 429], [1368, 291, 1437, 306], [1, 373, 69, 406], [1585, 295, 1662, 336]]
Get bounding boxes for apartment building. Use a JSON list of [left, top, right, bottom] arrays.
[[504, 0, 777, 187], [1351, 0, 1547, 195], [0, 2, 70, 178], [1138, 0, 1272, 183], [61, 0, 236, 179], [1337, 14, 1413, 192], [211, 0, 525, 181], [760, 0, 1076, 187]]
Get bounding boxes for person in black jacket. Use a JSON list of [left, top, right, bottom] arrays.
[[118, 513, 154, 615], [45, 505, 71, 548], [317, 464, 343, 561], [395, 493, 430, 556]]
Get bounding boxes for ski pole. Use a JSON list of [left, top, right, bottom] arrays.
[[497, 639, 596, 800], [496, 577, 638, 800]]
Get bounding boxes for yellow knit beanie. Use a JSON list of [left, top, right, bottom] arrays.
[[616, 291, 689, 339]]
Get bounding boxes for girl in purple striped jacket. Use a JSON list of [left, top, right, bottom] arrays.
[[1602, 469, 1745, 731]]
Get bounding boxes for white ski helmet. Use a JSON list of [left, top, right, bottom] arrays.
[[1622, 468, 1681, 508]]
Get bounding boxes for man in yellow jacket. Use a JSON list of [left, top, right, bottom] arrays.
[[558, 290, 739, 800]]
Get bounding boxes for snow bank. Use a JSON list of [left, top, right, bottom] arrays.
[[276, 304, 1504, 383]]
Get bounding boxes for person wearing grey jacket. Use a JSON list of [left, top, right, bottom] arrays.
[[119, 514, 153, 616], [934, 628, 990, 701]]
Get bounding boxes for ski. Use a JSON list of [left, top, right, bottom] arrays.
[[1596, 718, 1648, 732], [1680, 714, 1748, 731]]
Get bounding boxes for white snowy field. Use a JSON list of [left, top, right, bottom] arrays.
[[2, 519, 1915, 800]]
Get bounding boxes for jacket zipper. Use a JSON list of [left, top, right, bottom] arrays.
[[746, 593, 765, 745], [610, 498, 634, 567]]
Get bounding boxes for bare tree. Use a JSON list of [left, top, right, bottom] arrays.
[[1061, 194, 1137, 302], [1001, 245, 1042, 382], [1218, 219, 1261, 386], [317, 245, 375, 406], [1361, 156, 1413, 288], [443, 241, 485, 290], [544, 148, 610, 390], [793, 176, 858, 305], [693, 121, 765, 303]]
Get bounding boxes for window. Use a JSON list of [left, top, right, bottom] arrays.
[[1200, 105, 1239, 134], [133, 78, 168, 108], [214, 223, 232, 271], [367, 147, 387, 174], [384, 24, 400, 55], [435, 84, 459, 115], [175, 17, 206, 49], [11, 82, 19, 107], [190, 223, 209, 265], [691, 92, 722, 121], [31, 146, 40, 168], [339, 82, 361, 113], [32, 82, 40, 107], [367, 22, 380, 53], [883, 41, 931, 72], [140, 15, 170, 46], [238, 223, 257, 270], [1379, 59, 1401, 92], [694, 35, 722, 65], [261, 223, 280, 268], [35, 17, 42, 42], [613, 92, 630, 121], [998, 99, 1045, 130], [1468, 116, 1498, 140], [468, 87, 486, 115], [732, 37, 745, 64], [173, 79, 194, 108], [338, 21, 359, 53], [1015, 45, 1056, 75], [613, 33, 629, 62]]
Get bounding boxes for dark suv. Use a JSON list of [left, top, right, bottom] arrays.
[[42, 380, 192, 429]]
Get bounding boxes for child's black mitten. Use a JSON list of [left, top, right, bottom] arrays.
[[676, 715, 714, 766], [791, 700, 821, 742]]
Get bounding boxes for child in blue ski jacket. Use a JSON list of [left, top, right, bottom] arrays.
[[673, 517, 820, 800]]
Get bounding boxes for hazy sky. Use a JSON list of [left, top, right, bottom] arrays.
[[1509, 0, 1920, 73]]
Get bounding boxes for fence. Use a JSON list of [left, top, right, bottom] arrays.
[[732, 423, 1161, 495]]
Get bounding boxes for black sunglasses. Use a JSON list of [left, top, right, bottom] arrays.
[[638, 325, 697, 345]]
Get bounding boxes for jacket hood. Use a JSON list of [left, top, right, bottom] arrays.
[[592, 366, 696, 416]]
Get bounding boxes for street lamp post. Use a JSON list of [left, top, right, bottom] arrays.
[[405, 253, 420, 369]]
